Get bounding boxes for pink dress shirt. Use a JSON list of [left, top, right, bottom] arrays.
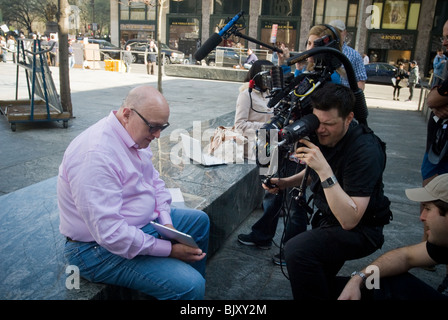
[[58, 111, 173, 258]]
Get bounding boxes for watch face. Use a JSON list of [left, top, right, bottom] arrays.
[[322, 175, 337, 188]]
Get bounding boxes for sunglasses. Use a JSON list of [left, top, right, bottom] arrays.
[[131, 108, 169, 133]]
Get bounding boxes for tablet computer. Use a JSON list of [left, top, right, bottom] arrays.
[[150, 221, 199, 248]]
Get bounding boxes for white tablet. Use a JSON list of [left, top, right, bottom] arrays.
[[150, 221, 199, 248]]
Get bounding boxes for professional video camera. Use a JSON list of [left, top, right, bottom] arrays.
[[255, 42, 369, 176], [194, 10, 368, 181]]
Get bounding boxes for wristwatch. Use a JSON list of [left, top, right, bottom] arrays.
[[351, 271, 367, 286], [321, 175, 338, 188]]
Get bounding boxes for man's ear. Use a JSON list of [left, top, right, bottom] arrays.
[[122, 107, 132, 119], [117, 107, 132, 125], [345, 111, 355, 127]]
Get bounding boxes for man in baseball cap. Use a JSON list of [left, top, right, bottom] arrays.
[[406, 173, 448, 203], [338, 174, 448, 300]]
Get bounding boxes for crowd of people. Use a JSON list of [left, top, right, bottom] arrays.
[[46, 18, 448, 300]]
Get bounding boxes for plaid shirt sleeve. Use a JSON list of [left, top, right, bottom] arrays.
[[340, 43, 368, 87]]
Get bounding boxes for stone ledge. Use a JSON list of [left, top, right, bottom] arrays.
[[0, 111, 264, 300], [165, 64, 248, 82]]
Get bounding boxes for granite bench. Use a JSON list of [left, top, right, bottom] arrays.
[[0, 112, 264, 299], [165, 64, 248, 82]]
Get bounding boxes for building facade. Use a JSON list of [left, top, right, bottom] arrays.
[[110, 0, 448, 76]]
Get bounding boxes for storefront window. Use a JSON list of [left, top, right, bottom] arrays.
[[147, 3, 156, 21], [213, 0, 249, 15], [170, 0, 201, 14], [261, 0, 301, 16], [314, 0, 358, 26], [324, 0, 348, 23], [347, 2, 358, 27], [382, 0, 408, 29], [315, 0, 325, 25], [120, 3, 130, 20], [210, 1, 248, 48], [169, 17, 200, 55], [260, 20, 298, 51], [120, 1, 156, 42], [370, 2, 383, 29], [369, 0, 421, 30], [130, 2, 146, 21], [407, 1, 420, 30]]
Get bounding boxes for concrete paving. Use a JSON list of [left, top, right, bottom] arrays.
[[0, 61, 445, 300]]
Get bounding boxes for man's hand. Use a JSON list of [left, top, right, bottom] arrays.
[[294, 139, 332, 177], [164, 224, 206, 262], [262, 177, 289, 194], [170, 243, 206, 262], [337, 276, 363, 300]]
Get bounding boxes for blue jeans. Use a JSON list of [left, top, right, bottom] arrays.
[[64, 208, 210, 300], [421, 152, 448, 180]]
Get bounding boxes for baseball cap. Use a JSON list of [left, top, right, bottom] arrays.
[[405, 174, 448, 203], [329, 20, 346, 31], [410, 60, 417, 65]]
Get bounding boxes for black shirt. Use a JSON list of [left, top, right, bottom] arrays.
[[427, 241, 448, 264], [310, 122, 392, 226]]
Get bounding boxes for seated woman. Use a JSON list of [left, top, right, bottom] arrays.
[[234, 59, 274, 161]]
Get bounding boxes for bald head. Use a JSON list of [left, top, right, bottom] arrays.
[[116, 85, 170, 148], [122, 85, 169, 115]]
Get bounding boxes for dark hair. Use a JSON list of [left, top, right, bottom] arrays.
[[310, 82, 355, 118], [433, 200, 448, 216], [244, 59, 274, 90]]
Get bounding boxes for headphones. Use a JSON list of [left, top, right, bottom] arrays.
[[321, 24, 341, 46]]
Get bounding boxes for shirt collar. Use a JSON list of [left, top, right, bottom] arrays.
[[108, 111, 139, 149]]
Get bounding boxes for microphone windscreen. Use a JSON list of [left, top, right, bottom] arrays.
[[194, 33, 222, 61]]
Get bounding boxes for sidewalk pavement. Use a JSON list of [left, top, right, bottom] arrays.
[[0, 62, 444, 300]]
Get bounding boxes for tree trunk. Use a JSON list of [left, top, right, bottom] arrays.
[[157, 0, 164, 93], [57, 0, 73, 116]]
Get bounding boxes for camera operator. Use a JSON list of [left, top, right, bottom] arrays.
[[265, 82, 392, 300]]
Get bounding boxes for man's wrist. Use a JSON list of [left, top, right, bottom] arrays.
[[351, 270, 367, 288], [321, 175, 338, 189]]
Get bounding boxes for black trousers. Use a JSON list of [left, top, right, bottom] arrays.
[[393, 85, 401, 97], [284, 223, 384, 300], [251, 160, 308, 244]]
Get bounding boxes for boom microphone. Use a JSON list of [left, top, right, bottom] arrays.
[[194, 33, 222, 61], [194, 11, 244, 61]]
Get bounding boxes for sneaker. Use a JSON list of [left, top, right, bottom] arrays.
[[272, 252, 286, 266], [237, 233, 272, 250], [437, 275, 448, 296]]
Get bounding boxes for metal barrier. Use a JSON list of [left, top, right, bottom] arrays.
[[0, 39, 70, 131]]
